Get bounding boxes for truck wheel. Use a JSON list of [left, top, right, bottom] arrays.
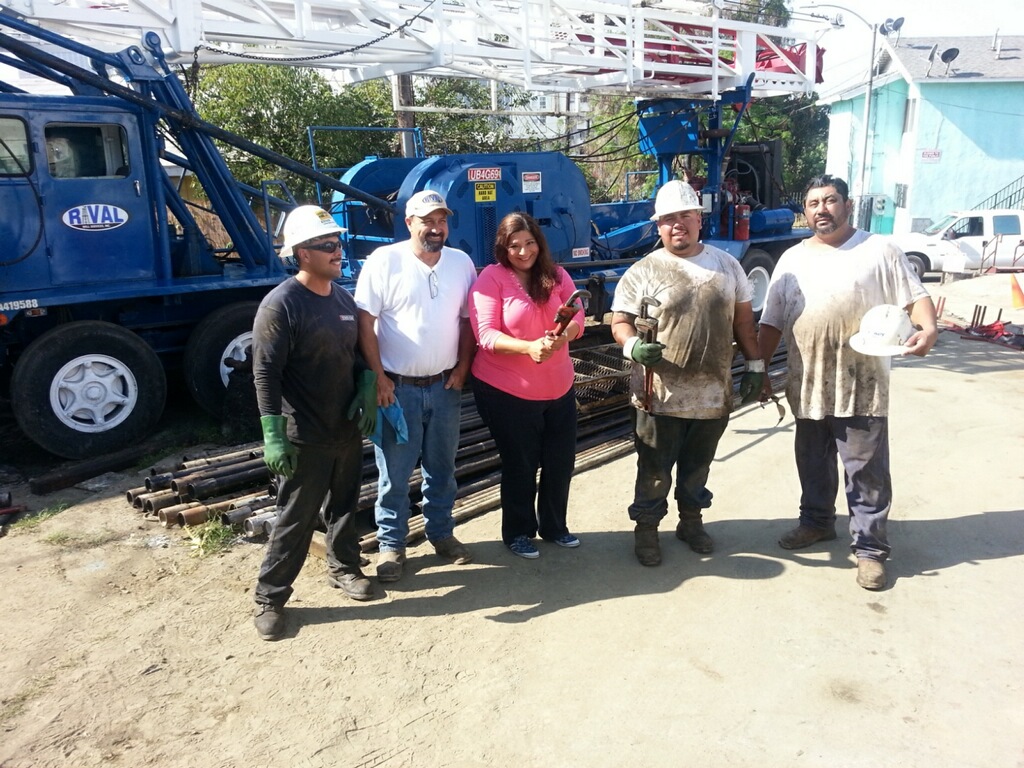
[[11, 321, 166, 459], [741, 249, 775, 316], [183, 302, 260, 417], [905, 253, 927, 279]]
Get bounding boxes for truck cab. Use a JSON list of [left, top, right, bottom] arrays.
[[889, 209, 1024, 276]]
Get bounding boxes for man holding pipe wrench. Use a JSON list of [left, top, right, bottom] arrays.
[[611, 180, 762, 567]]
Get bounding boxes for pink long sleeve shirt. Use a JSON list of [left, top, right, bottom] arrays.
[[469, 264, 583, 401]]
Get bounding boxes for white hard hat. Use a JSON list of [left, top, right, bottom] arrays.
[[405, 190, 453, 219], [280, 205, 345, 258], [650, 180, 703, 220], [849, 304, 916, 356]]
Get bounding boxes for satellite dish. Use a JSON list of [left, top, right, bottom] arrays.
[[940, 47, 960, 76], [927, 44, 938, 62]]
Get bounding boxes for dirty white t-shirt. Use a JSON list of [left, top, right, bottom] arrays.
[[760, 229, 928, 419], [612, 245, 752, 418]]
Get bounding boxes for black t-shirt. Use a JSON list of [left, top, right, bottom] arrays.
[[253, 278, 362, 449]]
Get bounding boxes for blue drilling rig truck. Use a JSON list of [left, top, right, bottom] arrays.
[[0, 3, 820, 458]]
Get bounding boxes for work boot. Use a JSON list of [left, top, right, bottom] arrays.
[[675, 519, 713, 554], [376, 550, 406, 583], [327, 568, 375, 601], [856, 559, 887, 590], [778, 524, 837, 550], [633, 522, 661, 567], [433, 535, 472, 565], [253, 604, 285, 641]]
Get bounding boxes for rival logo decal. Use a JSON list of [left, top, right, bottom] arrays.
[[61, 204, 129, 231]]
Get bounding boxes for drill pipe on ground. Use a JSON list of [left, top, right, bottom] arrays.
[[178, 443, 262, 469], [242, 510, 277, 537], [221, 496, 277, 526], [148, 453, 261, 493], [143, 490, 188, 515], [184, 465, 271, 501], [158, 502, 203, 528], [169, 457, 267, 495]]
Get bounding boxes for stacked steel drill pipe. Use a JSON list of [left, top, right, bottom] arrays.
[[126, 341, 790, 551]]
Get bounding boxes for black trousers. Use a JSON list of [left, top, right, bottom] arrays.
[[473, 379, 578, 545], [628, 409, 730, 525], [255, 440, 363, 607]]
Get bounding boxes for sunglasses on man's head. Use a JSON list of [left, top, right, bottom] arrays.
[[303, 240, 342, 254]]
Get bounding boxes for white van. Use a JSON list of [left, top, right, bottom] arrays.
[[888, 209, 1024, 277]]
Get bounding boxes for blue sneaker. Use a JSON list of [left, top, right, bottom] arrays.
[[508, 536, 540, 559], [552, 533, 581, 548]]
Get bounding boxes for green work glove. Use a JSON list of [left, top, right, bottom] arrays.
[[630, 340, 666, 366], [346, 370, 378, 438], [739, 372, 765, 404], [260, 414, 298, 479]]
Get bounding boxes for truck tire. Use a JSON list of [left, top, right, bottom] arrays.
[[183, 302, 260, 417], [905, 252, 927, 279], [11, 321, 166, 459], [741, 249, 775, 316]]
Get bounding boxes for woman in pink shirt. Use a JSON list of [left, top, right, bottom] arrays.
[[470, 212, 584, 559]]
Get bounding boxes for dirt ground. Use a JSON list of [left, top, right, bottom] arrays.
[[1, 274, 1022, 768]]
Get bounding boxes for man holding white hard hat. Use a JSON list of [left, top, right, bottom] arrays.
[[757, 175, 937, 590]]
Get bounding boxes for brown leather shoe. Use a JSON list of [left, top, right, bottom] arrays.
[[433, 535, 472, 565], [676, 520, 713, 554], [778, 524, 837, 550], [634, 523, 661, 566], [327, 569, 375, 601], [376, 550, 406, 582], [857, 559, 886, 590]]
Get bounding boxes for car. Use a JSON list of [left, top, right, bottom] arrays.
[[887, 209, 1024, 277]]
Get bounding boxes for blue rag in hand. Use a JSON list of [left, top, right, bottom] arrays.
[[369, 402, 409, 447]]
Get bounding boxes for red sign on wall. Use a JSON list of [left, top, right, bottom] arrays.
[[468, 167, 502, 181]]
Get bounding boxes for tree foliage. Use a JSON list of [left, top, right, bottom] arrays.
[[192, 64, 394, 202], [412, 77, 534, 154], [735, 96, 830, 201]]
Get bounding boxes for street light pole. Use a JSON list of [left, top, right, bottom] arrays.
[[859, 20, 878, 229], [806, 3, 879, 228]]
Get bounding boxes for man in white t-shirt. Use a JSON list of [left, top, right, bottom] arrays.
[[355, 190, 478, 583], [611, 180, 764, 567], [758, 175, 937, 590]]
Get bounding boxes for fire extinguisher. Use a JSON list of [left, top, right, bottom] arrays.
[[734, 204, 751, 241]]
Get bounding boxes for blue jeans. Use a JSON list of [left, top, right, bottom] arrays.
[[794, 416, 891, 561], [374, 377, 462, 552]]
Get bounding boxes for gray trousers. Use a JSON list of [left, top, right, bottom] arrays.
[[255, 441, 363, 607], [794, 416, 891, 561], [628, 409, 729, 525]]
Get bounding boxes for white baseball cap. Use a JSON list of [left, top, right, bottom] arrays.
[[405, 190, 453, 218], [849, 304, 916, 356]]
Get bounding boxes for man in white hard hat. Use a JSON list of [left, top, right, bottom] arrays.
[[355, 190, 478, 583], [610, 180, 764, 567], [757, 175, 938, 590], [251, 205, 379, 641]]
